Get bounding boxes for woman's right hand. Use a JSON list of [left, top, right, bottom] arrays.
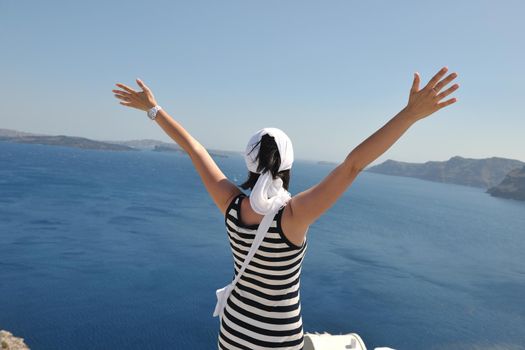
[[112, 78, 159, 112], [403, 67, 459, 122]]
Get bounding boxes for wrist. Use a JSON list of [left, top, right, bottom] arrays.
[[398, 106, 420, 124], [145, 101, 158, 110]]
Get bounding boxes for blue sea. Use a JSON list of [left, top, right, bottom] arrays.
[[0, 141, 524, 350]]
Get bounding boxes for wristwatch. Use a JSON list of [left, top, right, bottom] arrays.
[[147, 105, 162, 120]]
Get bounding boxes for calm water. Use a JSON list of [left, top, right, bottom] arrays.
[[1, 141, 524, 350]]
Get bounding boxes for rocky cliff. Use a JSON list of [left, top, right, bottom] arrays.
[[0, 330, 30, 350], [366, 156, 525, 189], [486, 165, 525, 201]]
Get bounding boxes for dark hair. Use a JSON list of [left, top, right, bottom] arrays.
[[240, 134, 290, 191]]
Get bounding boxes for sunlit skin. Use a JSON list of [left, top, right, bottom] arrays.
[[112, 67, 459, 247]]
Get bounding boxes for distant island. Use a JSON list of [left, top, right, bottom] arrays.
[[151, 144, 227, 157], [366, 156, 525, 201], [0, 131, 136, 151], [0, 128, 233, 158], [317, 160, 338, 166]]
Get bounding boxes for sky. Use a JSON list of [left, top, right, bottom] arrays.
[[1, 0, 524, 164]]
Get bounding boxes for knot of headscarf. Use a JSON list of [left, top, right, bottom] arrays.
[[244, 127, 294, 215]]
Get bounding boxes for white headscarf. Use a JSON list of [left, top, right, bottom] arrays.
[[244, 127, 294, 215]]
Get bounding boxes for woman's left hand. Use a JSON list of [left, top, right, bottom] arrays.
[[403, 67, 459, 122], [112, 78, 158, 111]]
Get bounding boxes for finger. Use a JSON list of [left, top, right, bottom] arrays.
[[119, 101, 133, 106], [115, 83, 137, 94], [112, 89, 131, 97], [136, 78, 150, 91], [433, 72, 458, 93], [436, 84, 459, 100], [424, 66, 448, 90], [437, 97, 457, 109], [410, 72, 420, 94], [114, 94, 131, 101]]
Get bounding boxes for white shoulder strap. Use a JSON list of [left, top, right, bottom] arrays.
[[212, 206, 279, 319]]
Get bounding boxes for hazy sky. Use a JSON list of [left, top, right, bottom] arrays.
[[1, 0, 524, 164]]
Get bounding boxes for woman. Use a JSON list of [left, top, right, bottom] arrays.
[[112, 67, 459, 349]]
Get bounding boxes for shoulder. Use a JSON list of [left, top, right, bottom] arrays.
[[226, 191, 244, 209], [279, 203, 308, 249], [224, 192, 245, 218]]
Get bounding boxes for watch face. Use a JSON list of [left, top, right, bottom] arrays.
[[148, 106, 159, 119]]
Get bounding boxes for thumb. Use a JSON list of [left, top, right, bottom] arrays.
[[411, 72, 420, 94], [136, 78, 150, 92]]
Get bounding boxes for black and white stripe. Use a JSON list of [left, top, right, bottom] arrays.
[[218, 193, 308, 350]]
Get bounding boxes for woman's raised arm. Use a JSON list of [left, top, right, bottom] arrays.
[[285, 67, 460, 240], [349, 67, 459, 171], [112, 79, 241, 215]]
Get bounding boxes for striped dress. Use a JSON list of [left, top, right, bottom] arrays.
[[218, 192, 308, 350]]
